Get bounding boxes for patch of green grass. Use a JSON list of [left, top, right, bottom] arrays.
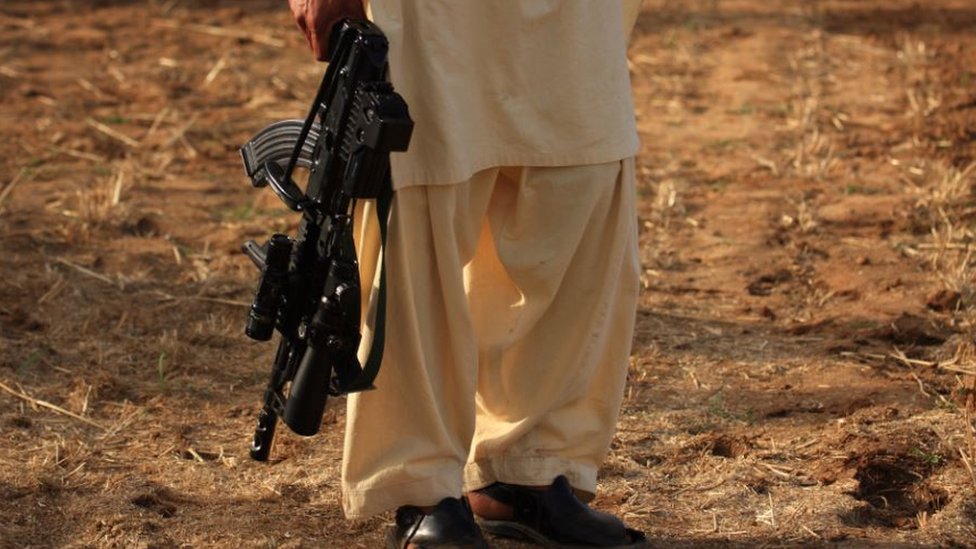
[[102, 114, 128, 125], [846, 319, 879, 331], [681, 16, 703, 32], [766, 103, 791, 118], [727, 104, 755, 116], [157, 352, 168, 392], [706, 392, 757, 424], [936, 396, 958, 412], [910, 447, 943, 467], [684, 420, 718, 435], [662, 31, 679, 50], [705, 139, 739, 153], [844, 184, 884, 195], [222, 200, 257, 221], [18, 349, 45, 375]]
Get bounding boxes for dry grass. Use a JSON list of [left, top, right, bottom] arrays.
[[896, 42, 976, 491], [897, 35, 943, 121], [780, 198, 819, 235], [5, 1, 976, 547], [783, 20, 838, 181]]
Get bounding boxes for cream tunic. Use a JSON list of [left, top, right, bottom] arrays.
[[367, 0, 642, 189], [343, 1, 645, 519]]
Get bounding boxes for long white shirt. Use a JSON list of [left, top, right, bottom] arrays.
[[367, 0, 641, 189]]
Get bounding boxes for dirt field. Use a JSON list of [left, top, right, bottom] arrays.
[[2, 1, 976, 547]]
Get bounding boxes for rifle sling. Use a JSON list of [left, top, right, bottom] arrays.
[[347, 181, 392, 392]]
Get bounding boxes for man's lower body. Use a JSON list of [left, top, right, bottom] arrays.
[[344, 158, 641, 544]]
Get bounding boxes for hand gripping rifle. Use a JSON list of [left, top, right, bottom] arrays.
[[238, 20, 412, 461]]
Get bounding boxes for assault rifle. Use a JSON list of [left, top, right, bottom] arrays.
[[239, 20, 413, 461]]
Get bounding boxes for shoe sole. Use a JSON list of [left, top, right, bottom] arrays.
[[479, 519, 648, 549], [386, 526, 491, 549]]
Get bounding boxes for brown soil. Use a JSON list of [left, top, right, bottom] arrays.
[[2, 1, 976, 547]]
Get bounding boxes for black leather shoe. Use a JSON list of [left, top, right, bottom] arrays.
[[386, 497, 489, 549], [473, 476, 647, 548]]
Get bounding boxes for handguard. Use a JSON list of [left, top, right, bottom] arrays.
[[240, 19, 412, 461]]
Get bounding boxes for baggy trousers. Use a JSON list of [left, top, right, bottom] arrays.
[[342, 158, 640, 519]]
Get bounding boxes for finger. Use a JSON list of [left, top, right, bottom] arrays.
[[295, 15, 315, 52], [307, 21, 329, 61], [308, 15, 339, 61]]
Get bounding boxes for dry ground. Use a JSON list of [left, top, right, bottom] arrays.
[[2, 0, 976, 547]]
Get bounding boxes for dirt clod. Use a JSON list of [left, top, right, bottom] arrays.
[[864, 313, 951, 346], [846, 450, 949, 529], [926, 289, 962, 312], [746, 269, 793, 296], [131, 491, 179, 519]]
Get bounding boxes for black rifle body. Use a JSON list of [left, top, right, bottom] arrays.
[[240, 20, 412, 461]]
